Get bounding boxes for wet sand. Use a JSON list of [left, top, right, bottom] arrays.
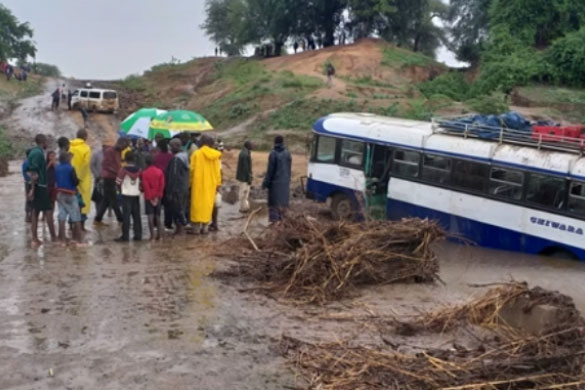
[[1, 161, 585, 389]]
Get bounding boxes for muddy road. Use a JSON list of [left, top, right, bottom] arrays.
[[2, 157, 585, 389]]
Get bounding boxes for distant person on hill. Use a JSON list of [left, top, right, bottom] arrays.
[[262, 135, 292, 223], [236, 141, 253, 213], [215, 47, 218, 56], [67, 90, 73, 110], [5, 64, 13, 81], [301, 39, 306, 52], [326, 63, 336, 88], [293, 41, 299, 54]]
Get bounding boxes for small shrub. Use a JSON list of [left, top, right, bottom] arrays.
[[403, 99, 433, 121], [229, 103, 251, 119], [121, 75, 147, 92], [465, 93, 509, 115], [419, 73, 470, 101], [547, 27, 585, 87]]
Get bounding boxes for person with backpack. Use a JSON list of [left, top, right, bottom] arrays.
[[115, 151, 142, 242]]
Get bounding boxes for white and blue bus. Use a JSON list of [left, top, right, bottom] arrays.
[[306, 113, 585, 260]]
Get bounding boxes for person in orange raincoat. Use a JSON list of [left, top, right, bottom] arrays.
[[189, 134, 222, 234], [69, 129, 92, 229]]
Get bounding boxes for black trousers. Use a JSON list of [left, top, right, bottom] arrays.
[[121, 195, 141, 240], [95, 178, 123, 222]]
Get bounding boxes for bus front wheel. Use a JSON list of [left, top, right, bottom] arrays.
[[331, 193, 353, 220]]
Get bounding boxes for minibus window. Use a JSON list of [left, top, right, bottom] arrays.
[[89, 91, 101, 99], [103, 92, 117, 99], [80, 90, 88, 98]]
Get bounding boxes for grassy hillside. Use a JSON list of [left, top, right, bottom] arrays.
[[110, 38, 585, 149]]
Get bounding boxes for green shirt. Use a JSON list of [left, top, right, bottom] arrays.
[[27, 146, 47, 186]]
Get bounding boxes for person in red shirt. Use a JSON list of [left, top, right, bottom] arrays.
[[141, 153, 166, 240]]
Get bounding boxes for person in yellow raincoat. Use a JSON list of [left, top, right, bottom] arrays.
[[69, 129, 92, 229], [190, 134, 221, 234]]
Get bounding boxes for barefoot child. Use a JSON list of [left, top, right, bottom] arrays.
[[141, 154, 165, 240], [55, 152, 83, 244]]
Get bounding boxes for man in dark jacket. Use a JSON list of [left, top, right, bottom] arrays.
[[165, 138, 190, 235], [94, 138, 125, 225], [262, 135, 292, 222], [236, 141, 253, 212]]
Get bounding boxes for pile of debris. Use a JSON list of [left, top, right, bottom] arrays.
[[218, 214, 444, 304], [282, 283, 585, 389]]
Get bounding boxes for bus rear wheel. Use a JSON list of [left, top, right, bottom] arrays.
[[331, 193, 353, 220]]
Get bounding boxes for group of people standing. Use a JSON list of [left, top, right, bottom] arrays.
[[23, 129, 293, 246]]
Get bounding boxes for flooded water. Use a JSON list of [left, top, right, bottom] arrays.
[[2, 160, 585, 389]]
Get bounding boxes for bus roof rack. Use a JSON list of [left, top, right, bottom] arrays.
[[432, 116, 585, 155]]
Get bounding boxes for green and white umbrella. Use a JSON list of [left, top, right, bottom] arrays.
[[149, 110, 213, 139], [120, 108, 168, 139]]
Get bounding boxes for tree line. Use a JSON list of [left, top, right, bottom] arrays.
[[203, 0, 585, 92]]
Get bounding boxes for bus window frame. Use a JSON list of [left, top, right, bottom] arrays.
[[392, 148, 421, 179], [313, 135, 338, 165], [338, 138, 365, 171]]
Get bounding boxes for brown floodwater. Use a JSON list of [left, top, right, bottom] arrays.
[[1, 161, 585, 389]]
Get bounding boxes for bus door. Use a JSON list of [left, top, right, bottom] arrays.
[[365, 144, 392, 219]]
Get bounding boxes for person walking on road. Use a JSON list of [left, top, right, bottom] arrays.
[[116, 152, 142, 242], [69, 129, 92, 229], [189, 135, 222, 235], [165, 139, 190, 235], [27, 134, 57, 246], [236, 141, 253, 213], [141, 154, 166, 240], [55, 152, 83, 244], [326, 63, 336, 88], [94, 138, 124, 225], [262, 135, 292, 222], [51, 86, 61, 111]]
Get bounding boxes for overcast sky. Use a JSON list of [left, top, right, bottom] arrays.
[[2, 0, 215, 79], [2, 0, 461, 80]]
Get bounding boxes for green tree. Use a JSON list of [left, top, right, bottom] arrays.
[[0, 4, 36, 61], [347, 0, 397, 39], [246, 0, 298, 55], [202, 0, 247, 56], [446, 0, 491, 64], [547, 27, 585, 87], [32, 62, 61, 78], [489, 0, 585, 48]]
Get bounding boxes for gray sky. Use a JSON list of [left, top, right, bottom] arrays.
[[2, 0, 215, 80], [2, 0, 461, 80]]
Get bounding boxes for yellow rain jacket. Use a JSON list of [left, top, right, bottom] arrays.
[[190, 145, 222, 224], [69, 138, 92, 215]]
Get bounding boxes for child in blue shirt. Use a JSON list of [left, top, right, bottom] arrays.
[[55, 152, 83, 244]]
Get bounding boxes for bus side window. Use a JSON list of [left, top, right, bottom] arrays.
[[489, 167, 524, 200], [315, 136, 337, 163], [452, 160, 488, 192], [422, 154, 451, 184], [89, 91, 101, 99], [340, 139, 364, 169], [569, 181, 585, 216], [393, 150, 420, 178], [526, 174, 566, 210], [80, 90, 88, 98]]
